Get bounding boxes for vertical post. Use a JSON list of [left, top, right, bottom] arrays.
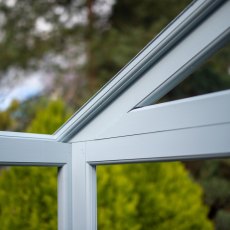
[[72, 142, 97, 230], [58, 163, 72, 230], [86, 163, 97, 229], [58, 144, 72, 230]]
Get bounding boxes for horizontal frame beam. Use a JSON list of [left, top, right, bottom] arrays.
[[0, 133, 72, 230], [0, 135, 71, 166], [86, 123, 230, 165], [97, 90, 230, 139], [0, 131, 55, 141]]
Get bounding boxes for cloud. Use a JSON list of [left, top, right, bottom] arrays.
[[0, 72, 44, 110]]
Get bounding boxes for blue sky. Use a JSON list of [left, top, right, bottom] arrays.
[[0, 73, 44, 110]]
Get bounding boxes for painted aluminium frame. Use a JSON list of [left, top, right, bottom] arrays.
[[0, 132, 72, 230], [70, 1, 230, 229], [0, 0, 230, 229]]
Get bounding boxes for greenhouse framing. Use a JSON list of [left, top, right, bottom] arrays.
[[0, 0, 230, 229]]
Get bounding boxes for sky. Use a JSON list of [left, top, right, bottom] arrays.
[[0, 73, 44, 110]]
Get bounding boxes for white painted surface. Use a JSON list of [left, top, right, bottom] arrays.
[[97, 90, 230, 139], [70, 1, 230, 142], [86, 123, 230, 164]]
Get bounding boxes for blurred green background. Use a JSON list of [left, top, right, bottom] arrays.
[[0, 0, 229, 229]]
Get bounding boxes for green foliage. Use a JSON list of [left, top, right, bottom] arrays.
[[215, 210, 230, 230], [0, 100, 19, 130], [158, 45, 230, 103], [0, 110, 13, 129], [0, 98, 72, 133], [98, 163, 213, 230], [0, 167, 57, 230], [0, 99, 71, 229], [186, 159, 230, 228], [110, 0, 190, 30], [0, 0, 73, 71], [0, 0, 192, 109], [26, 99, 72, 134], [92, 0, 190, 85]]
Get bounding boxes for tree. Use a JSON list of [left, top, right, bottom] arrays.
[[0, 0, 191, 109], [98, 163, 213, 230], [0, 166, 57, 230], [186, 159, 230, 230], [26, 99, 72, 134], [0, 99, 19, 130]]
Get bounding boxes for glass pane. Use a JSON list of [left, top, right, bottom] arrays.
[[155, 43, 230, 104], [0, 0, 190, 133], [0, 166, 57, 229], [97, 159, 230, 229]]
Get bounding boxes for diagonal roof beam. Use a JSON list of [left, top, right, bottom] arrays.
[[67, 0, 230, 143]]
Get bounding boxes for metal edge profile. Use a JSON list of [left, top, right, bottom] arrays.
[[0, 131, 55, 141], [54, 0, 226, 143], [87, 152, 230, 165], [135, 27, 230, 108]]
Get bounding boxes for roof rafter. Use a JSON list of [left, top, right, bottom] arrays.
[[67, 0, 230, 143]]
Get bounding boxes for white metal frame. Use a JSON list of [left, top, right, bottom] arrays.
[[0, 0, 230, 229], [0, 133, 72, 229]]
